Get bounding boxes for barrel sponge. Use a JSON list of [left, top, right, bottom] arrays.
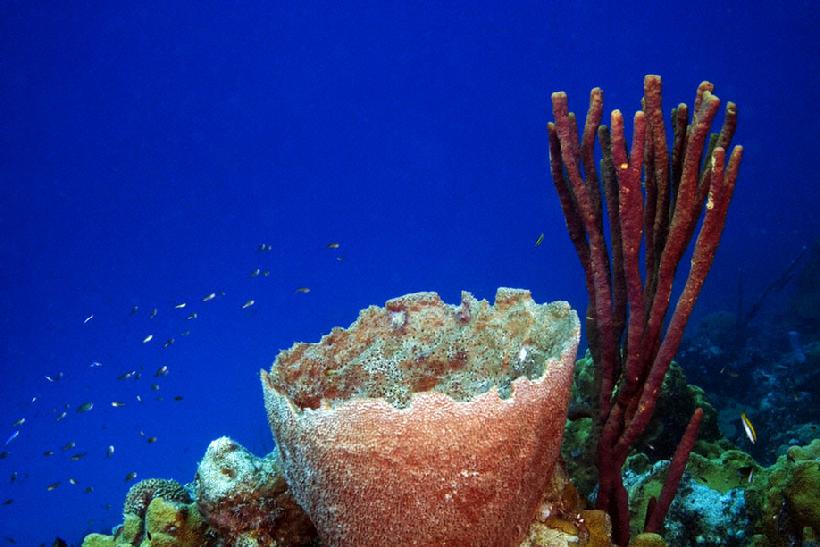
[[261, 288, 580, 547]]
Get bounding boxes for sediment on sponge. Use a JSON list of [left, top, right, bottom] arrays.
[[265, 287, 578, 409]]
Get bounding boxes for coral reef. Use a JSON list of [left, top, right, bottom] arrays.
[[83, 495, 213, 547], [262, 288, 580, 547], [624, 456, 749, 546], [547, 75, 742, 543], [680, 306, 820, 465], [82, 437, 317, 547], [562, 355, 726, 502], [746, 439, 820, 545], [618, 439, 820, 546], [194, 437, 317, 546]]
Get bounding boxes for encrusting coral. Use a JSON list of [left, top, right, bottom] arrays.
[[123, 478, 191, 519], [81, 437, 318, 547], [193, 436, 317, 546], [261, 288, 581, 547]]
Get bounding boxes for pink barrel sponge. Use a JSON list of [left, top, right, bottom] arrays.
[[261, 288, 580, 547]]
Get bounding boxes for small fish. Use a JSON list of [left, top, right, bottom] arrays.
[[117, 370, 137, 381], [241, 299, 255, 309], [124, 471, 138, 482], [149, 307, 158, 319], [3, 431, 18, 446], [534, 232, 545, 247], [43, 450, 54, 457], [84, 486, 94, 494], [155, 365, 169, 377], [741, 413, 757, 444], [130, 305, 139, 316], [295, 287, 311, 294], [142, 334, 153, 344], [9, 472, 17, 482], [70, 452, 87, 461], [56, 411, 67, 422], [44, 372, 63, 383], [250, 268, 261, 277], [262, 269, 271, 276], [518, 347, 528, 363], [146, 436, 157, 444], [163, 338, 175, 348], [76, 402, 94, 413], [89, 361, 102, 368], [174, 302, 187, 309], [106, 445, 115, 458], [47, 482, 60, 491], [151, 383, 160, 391], [257, 243, 272, 252], [83, 314, 94, 324], [187, 312, 198, 320], [1, 499, 11, 505], [31, 396, 37, 404], [61, 441, 76, 452], [11, 418, 25, 427], [110, 401, 126, 408], [173, 395, 184, 402], [0, 452, 8, 460], [68, 477, 77, 486], [747, 469, 755, 484], [327, 242, 341, 249], [135, 394, 143, 403], [202, 292, 216, 302], [181, 329, 191, 336]]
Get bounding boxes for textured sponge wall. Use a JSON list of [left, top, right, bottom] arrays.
[[261, 288, 580, 547], [267, 288, 577, 409]]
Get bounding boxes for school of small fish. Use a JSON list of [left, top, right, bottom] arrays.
[[0, 240, 341, 528]]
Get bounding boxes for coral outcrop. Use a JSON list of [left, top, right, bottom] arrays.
[[262, 288, 580, 547], [81, 437, 317, 547], [194, 436, 317, 546]]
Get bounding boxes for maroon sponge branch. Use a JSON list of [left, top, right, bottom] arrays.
[[546, 75, 742, 545], [644, 408, 704, 533]]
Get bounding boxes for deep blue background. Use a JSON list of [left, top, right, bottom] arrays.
[[1, 1, 817, 543]]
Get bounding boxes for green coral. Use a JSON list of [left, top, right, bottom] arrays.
[[142, 497, 211, 546], [83, 479, 214, 547], [746, 438, 820, 544], [80, 533, 116, 547], [685, 450, 761, 493]]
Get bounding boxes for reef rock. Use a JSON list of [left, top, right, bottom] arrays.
[[262, 288, 580, 547], [193, 436, 317, 546]]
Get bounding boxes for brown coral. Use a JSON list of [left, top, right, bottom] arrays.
[[262, 288, 580, 547], [123, 478, 191, 518]]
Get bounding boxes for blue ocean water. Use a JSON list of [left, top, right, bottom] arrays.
[[0, 2, 817, 544]]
